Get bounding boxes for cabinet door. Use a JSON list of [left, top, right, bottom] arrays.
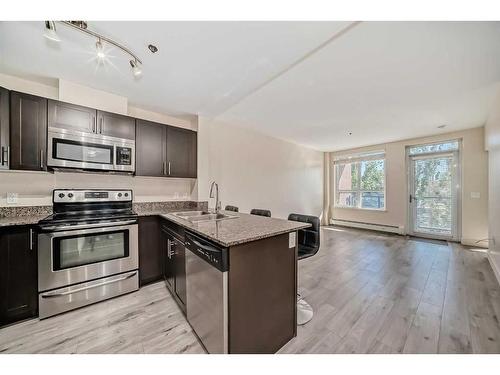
[[161, 226, 175, 292], [0, 227, 38, 327], [138, 216, 162, 286], [173, 237, 186, 308], [10, 92, 48, 171], [166, 126, 197, 178], [0, 87, 9, 170], [97, 110, 135, 140], [48, 100, 97, 134], [136, 120, 166, 177]]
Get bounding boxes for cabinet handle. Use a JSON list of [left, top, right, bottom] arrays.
[[167, 239, 171, 259], [92, 116, 96, 133], [168, 162, 171, 176], [1, 146, 5, 165], [29, 229, 34, 251], [99, 117, 103, 134], [163, 161, 166, 175], [40, 149, 44, 169]]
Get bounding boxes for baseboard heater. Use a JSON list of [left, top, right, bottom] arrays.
[[330, 219, 403, 235]]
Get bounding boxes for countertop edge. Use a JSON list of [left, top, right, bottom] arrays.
[[159, 213, 311, 247]]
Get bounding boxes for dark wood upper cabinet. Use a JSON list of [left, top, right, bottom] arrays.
[[136, 119, 197, 178], [10, 92, 47, 171], [138, 216, 163, 286], [166, 126, 197, 178], [97, 110, 135, 140], [0, 87, 9, 170], [48, 100, 96, 134], [0, 226, 38, 327], [136, 119, 166, 177]]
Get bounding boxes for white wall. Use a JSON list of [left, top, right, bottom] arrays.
[[329, 127, 489, 247], [0, 73, 198, 206], [198, 117, 324, 219], [485, 88, 500, 285]]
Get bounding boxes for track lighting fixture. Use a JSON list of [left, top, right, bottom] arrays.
[[95, 38, 105, 60], [43, 21, 144, 77], [129, 59, 142, 77], [44, 21, 60, 42]]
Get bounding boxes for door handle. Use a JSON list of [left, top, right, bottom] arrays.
[[41, 272, 137, 298], [29, 228, 34, 251], [409, 194, 412, 203], [1, 146, 6, 165]]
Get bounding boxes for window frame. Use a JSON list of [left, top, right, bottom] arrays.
[[333, 152, 387, 211]]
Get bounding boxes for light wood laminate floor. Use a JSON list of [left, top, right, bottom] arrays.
[[1, 226, 500, 354]]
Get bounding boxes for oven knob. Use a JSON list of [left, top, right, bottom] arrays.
[[58, 193, 65, 198], [68, 193, 74, 198], [118, 193, 122, 198], [124, 193, 129, 197]]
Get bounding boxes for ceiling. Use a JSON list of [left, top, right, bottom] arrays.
[[1, 21, 500, 151]]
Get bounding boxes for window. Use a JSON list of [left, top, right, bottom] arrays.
[[334, 151, 385, 210], [408, 140, 459, 155]]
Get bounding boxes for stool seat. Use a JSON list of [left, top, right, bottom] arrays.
[[288, 213, 321, 326]]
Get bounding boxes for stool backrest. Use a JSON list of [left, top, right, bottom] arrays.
[[250, 208, 271, 217], [288, 213, 320, 258], [225, 205, 239, 212]]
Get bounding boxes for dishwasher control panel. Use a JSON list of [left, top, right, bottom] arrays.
[[185, 232, 229, 272]]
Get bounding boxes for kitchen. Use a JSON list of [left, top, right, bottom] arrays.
[[0, 79, 312, 353], [2, 4, 500, 374]]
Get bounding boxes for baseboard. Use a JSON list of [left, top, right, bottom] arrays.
[[330, 219, 404, 235], [461, 238, 489, 248], [488, 252, 500, 287]]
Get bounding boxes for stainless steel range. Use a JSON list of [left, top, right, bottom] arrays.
[[37, 189, 139, 319]]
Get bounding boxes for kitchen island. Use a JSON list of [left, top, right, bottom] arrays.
[[159, 210, 310, 354]]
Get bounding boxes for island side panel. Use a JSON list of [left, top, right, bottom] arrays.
[[228, 232, 297, 354]]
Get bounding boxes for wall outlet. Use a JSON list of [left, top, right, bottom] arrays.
[[471, 192, 481, 199], [6, 193, 18, 204]]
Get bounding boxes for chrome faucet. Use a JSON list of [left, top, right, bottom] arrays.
[[209, 181, 221, 213]]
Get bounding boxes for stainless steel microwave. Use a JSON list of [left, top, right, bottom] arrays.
[[47, 128, 135, 173]]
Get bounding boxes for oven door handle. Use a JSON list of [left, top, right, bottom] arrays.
[[41, 220, 137, 233], [41, 272, 137, 299]]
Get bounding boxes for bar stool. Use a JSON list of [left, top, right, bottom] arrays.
[[250, 208, 271, 217], [288, 213, 321, 325]]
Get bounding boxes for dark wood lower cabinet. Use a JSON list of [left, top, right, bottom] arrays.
[[160, 220, 186, 313], [0, 226, 38, 327], [138, 216, 162, 286]]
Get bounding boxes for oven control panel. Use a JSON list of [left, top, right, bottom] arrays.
[[53, 189, 133, 203]]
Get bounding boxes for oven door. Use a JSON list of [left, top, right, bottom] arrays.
[[38, 222, 138, 292]]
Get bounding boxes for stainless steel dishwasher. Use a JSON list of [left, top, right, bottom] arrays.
[[185, 231, 229, 354]]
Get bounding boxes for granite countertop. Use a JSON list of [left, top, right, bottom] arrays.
[[0, 214, 49, 227], [0, 206, 53, 228], [160, 211, 311, 247]]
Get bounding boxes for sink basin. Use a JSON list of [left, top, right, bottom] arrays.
[[173, 211, 209, 217], [171, 211, 238, 223]]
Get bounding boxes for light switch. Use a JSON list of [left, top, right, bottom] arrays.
[[471, 192, 481, 199], [6, 193, 18, 204]]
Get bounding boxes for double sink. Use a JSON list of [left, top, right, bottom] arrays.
[[172, 210, 238, 223]]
